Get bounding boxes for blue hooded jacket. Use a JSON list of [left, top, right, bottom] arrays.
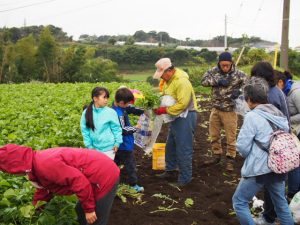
[[112, 104, 144, 151], [237, 104, 289, 177]]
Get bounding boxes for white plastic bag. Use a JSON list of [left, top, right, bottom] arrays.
[[234, 95, 250, 116], [134, 110, 153, 149], [252, 196, 264, 210], [290, 191, 300, 223], [159, 95, 176, 123], [143, 95, 190, 155], [144, 116, 164, 155], [143, 95, 176, 154]]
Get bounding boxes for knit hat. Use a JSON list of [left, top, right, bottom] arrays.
[[218, 52, 232, 62], [153, 58, 173, 79]]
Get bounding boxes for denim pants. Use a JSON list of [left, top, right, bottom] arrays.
[[76, 179, 119, 225], [165, 111, 197, 184], [232, 174, 294, 225], [114, 150, 137, 186]]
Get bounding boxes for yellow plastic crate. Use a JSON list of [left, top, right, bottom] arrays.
[[152, 143, 166, 170]]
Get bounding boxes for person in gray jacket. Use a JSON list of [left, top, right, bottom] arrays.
[[250, 62, 291, 225], [232, 77, 294, 225], [274, 70, 300, 199]]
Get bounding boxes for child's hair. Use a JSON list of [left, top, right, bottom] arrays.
[[250, 61, 276, 87], [85, 87, 109, 131], [244, 77, 269, 104], [115, 87, 134, 103], [274, 70, 293, 84]]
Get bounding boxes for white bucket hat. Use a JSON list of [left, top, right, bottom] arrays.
[[153, 58, 172, 79]]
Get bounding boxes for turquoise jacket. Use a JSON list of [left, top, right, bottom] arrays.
[[237, 104, 289, 177], [80, 105, 123, 152]]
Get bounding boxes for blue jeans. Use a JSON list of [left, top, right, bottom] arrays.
[[232, 174, 294, 225], [165, 111, 197, 184]]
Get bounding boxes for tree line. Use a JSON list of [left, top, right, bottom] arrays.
[[0, 27, 121, 83], [0, 25, 299, 84]]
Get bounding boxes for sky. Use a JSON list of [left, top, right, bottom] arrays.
[[0, 0, 299, 47]]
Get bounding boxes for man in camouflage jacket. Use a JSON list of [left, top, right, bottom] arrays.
[[201, 52, 247, 171]]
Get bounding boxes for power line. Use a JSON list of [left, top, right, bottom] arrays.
[[0, 0, 57, 13], [0, 0, 42, 7]]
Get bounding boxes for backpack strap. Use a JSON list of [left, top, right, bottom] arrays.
[[265, 119, 278, 132], [254, 139, 269, 152]]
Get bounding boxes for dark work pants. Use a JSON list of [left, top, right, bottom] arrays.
[[263, 188, 277, 223], [288, 133, 300, 198], [114, 150, 137, 186], [75, 179, 119, 225]]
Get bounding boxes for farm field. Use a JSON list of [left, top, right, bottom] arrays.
[[0, 82, 246, 225], [120, 70, 152, 82]]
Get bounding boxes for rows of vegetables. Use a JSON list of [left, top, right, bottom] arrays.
[[0, 82, 160, 224]]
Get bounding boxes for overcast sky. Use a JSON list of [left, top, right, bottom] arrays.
[[0, 0, 299, 47]]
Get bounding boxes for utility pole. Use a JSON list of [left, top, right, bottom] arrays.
[[225, 14, 228, 50], [280, 0, 290, 70], [160, 33, 162, 46]]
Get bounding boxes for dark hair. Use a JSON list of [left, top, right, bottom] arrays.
[[250, 61, 276, 87], [274, 70, 293, 85], [166, 65, 175, 71], [115, 87, 134, 103], [244, 77, 269, 104], [85, 87, 109, 131]]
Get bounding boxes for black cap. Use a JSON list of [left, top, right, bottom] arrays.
[[219, 52, 232, 62]]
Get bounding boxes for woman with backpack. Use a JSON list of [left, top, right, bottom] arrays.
[[250, 62, 291, 225], [232, 77, 294, 225], [274, 70, 300, 200]]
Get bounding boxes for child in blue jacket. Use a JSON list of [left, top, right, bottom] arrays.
[[112, 87, 144, 192], [81, 87, 123, 160]]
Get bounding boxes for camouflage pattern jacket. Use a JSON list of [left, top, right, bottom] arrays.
[[201, 65, 247, 112]]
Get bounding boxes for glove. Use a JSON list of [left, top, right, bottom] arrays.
[[230, 89, 241, 99], [154, 107, 167, 115], [217, 79, 229, 87]]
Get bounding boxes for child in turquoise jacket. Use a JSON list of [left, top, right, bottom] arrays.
[[81, 87, 123, 159]]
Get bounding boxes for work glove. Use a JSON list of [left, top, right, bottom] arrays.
[[230, 89, 241, 99], [154, 107, 167, 115], [217, 79, 230, 87]]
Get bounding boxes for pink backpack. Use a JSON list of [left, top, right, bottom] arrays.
[[255, 120, 300, 174]]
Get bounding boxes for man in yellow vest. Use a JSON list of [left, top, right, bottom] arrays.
[[153, 58, 198, 187]]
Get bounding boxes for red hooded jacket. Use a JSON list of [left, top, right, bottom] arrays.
[[0, 144, 120, 213]]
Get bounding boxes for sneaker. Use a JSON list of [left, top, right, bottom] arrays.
[[253, 214, 275, 225], [203, 154, 221, 165], [131, 184, 144, 193]]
